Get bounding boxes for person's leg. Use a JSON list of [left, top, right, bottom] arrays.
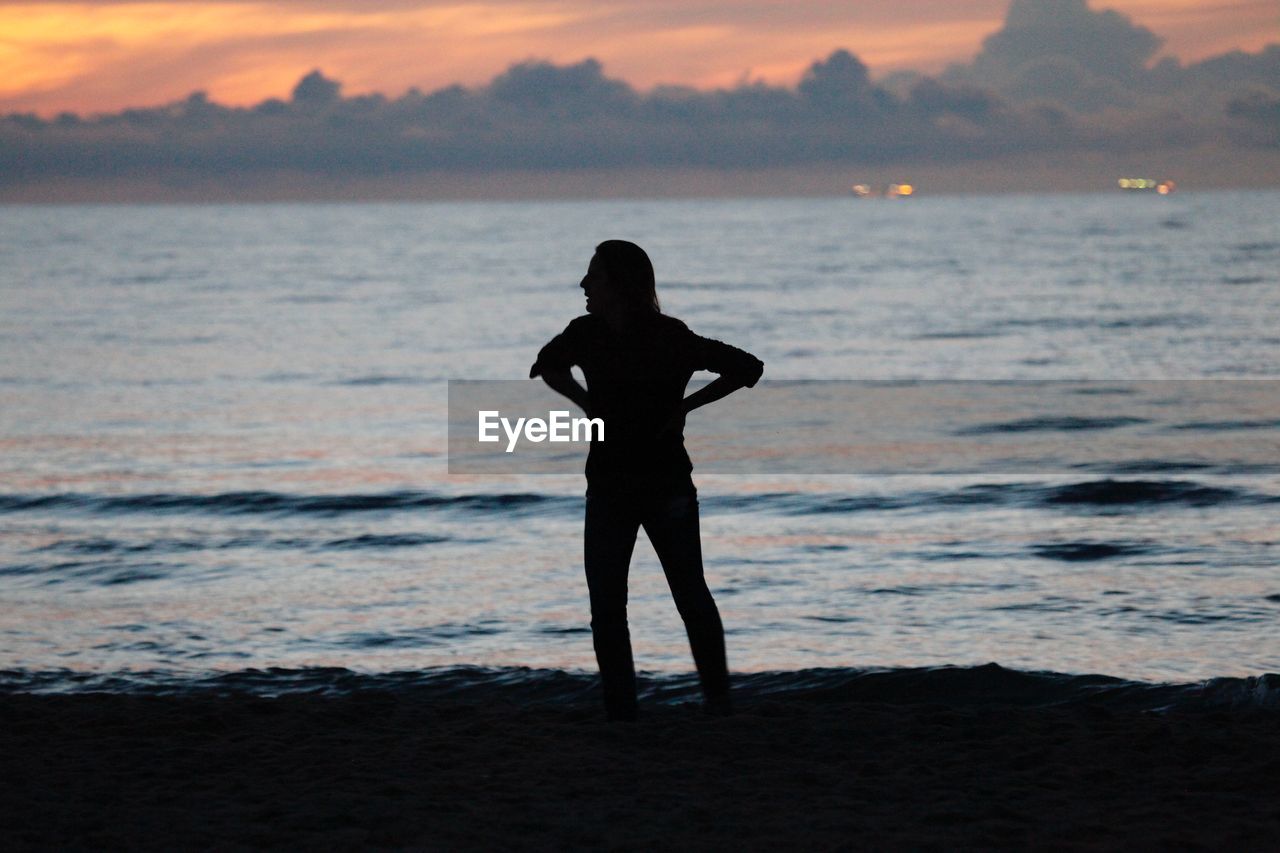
[[584, 494, 641, 721], [642, 493, 732, 715]]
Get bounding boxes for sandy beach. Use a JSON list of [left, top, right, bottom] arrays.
[[4, 685, 1279, 851]]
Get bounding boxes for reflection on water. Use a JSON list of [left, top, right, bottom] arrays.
[[2, 474, 1276, 682], [2, 194, 1279, 685]]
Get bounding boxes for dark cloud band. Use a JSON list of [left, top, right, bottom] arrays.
[[2, 0, 1277, 193]]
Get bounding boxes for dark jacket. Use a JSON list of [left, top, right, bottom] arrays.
[[531, 312, 763, 495]]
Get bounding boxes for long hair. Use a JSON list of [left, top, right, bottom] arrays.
[[594, 239, 661, 314]]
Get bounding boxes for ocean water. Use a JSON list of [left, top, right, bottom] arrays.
[[2, 192, 1279, 698]]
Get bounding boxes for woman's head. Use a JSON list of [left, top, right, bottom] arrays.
[[583, 240, 660, 316]]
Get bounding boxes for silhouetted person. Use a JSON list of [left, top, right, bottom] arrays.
[[530, 240, 763, 721]]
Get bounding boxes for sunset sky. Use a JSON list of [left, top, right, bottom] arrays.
[[3, 0, 1277, 115]]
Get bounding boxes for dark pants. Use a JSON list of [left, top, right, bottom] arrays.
[[584, 490, 730, 720]]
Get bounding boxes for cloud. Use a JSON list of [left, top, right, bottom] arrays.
[[1228, 90, 1280, 147], [974, 0, 1162, 81], [10, 0, 1280, 117], [291, 69, 342, 104], [489, 59, 635, 113], [946, 0, 1280, 113], [1, 0, 1277, 197]]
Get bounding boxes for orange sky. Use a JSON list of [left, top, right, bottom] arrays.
[[2, 0, 1277, 115]]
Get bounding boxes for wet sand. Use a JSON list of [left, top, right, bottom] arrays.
[[3, 691, 1279, 850]]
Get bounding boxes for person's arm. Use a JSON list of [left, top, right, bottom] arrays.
[[536, 366, 593, 418], [659, 329, 764, 435], [656, 374, 750, 437], [681, 374, 749, 415], [529, 317, 592, 414]]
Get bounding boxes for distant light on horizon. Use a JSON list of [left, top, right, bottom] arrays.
[[1118, 178, 1177, 193], [849, 183, 916, 198]]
